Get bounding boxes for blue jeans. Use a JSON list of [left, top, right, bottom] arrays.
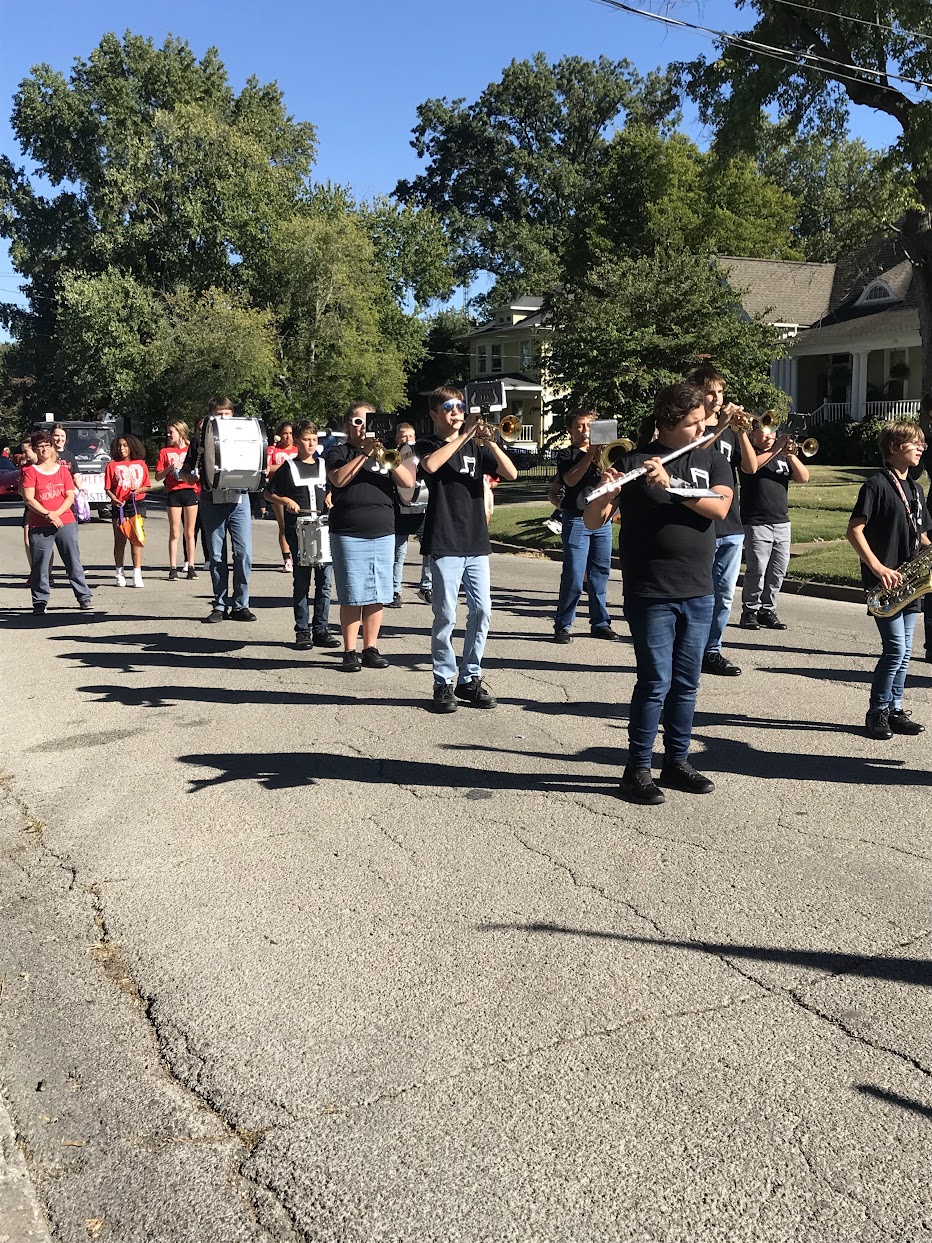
[[871, 611, 918, 711], [554, 515, 612, 631], [705, 534, 744, 655], [624, 595, 714, 769], [286, 529, 332, 633], [200, 493, 252, 611], [430, 555, 491, 685], [393, 531, 432, 594]]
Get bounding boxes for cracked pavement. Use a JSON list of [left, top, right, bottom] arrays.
[[0, 509, 931, 1242]]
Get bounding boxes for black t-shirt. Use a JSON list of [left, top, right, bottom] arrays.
[[852, 470, 931, 609], [269, 455, 328, 531], [57, 449, 79, 480], [325, 443, 395, 539], [709, 428, 743, 536], [556, 446, 602, 514], [740, 454, 792, 525], [415, 435, 497, 558], [613, 442, 732, 599]]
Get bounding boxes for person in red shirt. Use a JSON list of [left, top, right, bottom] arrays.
[[267, 422, 299, 572], [104, 434, 151, 588], [21, 430, 94, 615], [155, 420, 199, 581]]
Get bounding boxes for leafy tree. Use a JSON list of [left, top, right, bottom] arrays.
[[546, 250, 785, 433], [395, 53, 680, 298], [682, 0, 932, 386], [756, 125, 912, 263], [403, 308, 474, 414]]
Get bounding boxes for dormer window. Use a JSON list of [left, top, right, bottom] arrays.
[[857, 280, 897, 306]]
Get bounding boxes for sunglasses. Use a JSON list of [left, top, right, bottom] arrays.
[[442, 400, 465, 413], [351, 417, 366, 427]]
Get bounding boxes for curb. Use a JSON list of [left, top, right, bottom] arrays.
[[488, 540, 866, 606]]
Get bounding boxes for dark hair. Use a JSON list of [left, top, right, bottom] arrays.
[[30, 430, 52, 450], [653, 382, 707, 432], [112, 433, 146, 461], [685, 365, 726, 390], [343, 401, 375, 426], [294, 420, 318, 437], [920, 391, 932, 418], [429, 386, 465, 410], [566, 408, 597, 429], [51, 422, 66, 435], [276, 421, 294, 436], [635, 415, 656, 450], [208, 395, 235, 414]]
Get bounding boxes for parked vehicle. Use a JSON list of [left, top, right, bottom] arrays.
[[31, 415, 121, 519], [0, 455, 20, 500]]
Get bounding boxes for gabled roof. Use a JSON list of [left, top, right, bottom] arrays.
[[792, 304, 919, 350], [718, 256, 836, 327]]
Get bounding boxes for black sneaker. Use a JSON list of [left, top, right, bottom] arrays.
[[618, 767, 665, 805], [342, 651, 362, 673], [659, 761, 715, 794], [387, 593, 403, 609], [865, 708, 892, 740], [416, 588, 432, 605], [78, 599, 95, 612], [888, 708, 924, 735], [312, 630, 341, 649], [32, 604, 47, 616], [432, 682, 458, 713], [229, 607, 257, 622], [295, 628, 313, 651], [361, 646, 389, 669], [702, 651, 741, 677], [186, 567, 197, 580], [553, 628, 573, 644], [203, 609, 225, 624], [740, 610, 760, 630], [758, 609, 787, 630], [590, 624, 622, 641], [454, 677, 497, 709], [168, 567, 178, 581]]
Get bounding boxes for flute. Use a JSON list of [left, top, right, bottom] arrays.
[[583, 427, 722, 504]]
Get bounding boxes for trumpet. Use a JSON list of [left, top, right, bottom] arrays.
[[476, 414, 523, 444], [752, 411, 782, 432], [785, 437, 819, 458], [596, 437, 635, 472], [723, 406, 753, 432], [372, 442, 402, 469]]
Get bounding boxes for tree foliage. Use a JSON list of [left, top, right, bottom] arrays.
[[546, 251, 785, 433]]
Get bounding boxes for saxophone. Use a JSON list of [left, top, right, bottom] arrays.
[[866, 544, 932, 617]]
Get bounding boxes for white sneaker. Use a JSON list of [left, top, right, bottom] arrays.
[[115, 568, 126, 588], [181, 561, 189, 574], [132, 568, 144, 589]]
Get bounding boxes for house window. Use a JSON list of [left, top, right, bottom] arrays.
[[491, 344, 502, 372], [886, 348, 908, 399], [476, 345, 487, 374], [857, 280, 896, 306], [519, 340, 532, 370]]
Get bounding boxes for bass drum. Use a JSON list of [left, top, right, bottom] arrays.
[[202, 416, 268, 492]]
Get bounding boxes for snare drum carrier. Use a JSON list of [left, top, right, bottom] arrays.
[[200, 416, 268, 502], [287, 456, 332, 567], [395, 444, 428, 517]]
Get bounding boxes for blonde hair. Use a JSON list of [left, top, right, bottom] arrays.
[[168, 420, 190, 444]]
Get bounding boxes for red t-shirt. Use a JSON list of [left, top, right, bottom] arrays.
[[105, 459, 150, 502], [21, 464, 77, 529], [267, 445, 298, 471], [156, 445, 199, 494]]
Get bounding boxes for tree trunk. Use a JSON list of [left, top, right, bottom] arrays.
[[903, 204, 932, 395]]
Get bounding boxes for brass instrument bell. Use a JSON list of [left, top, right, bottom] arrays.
[[597, 438, 635, 472]]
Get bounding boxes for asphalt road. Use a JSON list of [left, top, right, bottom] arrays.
[[1, 504, 930, 1243]]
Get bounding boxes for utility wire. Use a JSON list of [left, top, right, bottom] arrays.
[[764, 0, 932, 45], [591, 0, 932, 90]]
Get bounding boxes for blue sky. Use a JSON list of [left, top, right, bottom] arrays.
[[0, 0, 902, 311]]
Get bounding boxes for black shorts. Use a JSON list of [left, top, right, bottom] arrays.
[[112, 500, 148, 519], [166, 488, 199, 509]]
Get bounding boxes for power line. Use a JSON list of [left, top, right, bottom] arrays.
[[765, 0, 932, 45], [591, 0, 932, 91]]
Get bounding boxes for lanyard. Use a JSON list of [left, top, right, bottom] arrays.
[[884, 469, 920, 555]]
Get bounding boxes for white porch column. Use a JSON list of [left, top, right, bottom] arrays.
[[850, 350, 869, 421]]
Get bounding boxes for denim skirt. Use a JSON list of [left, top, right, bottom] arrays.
[[330, 532, 394, 606]]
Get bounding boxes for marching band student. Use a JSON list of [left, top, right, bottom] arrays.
[[552, 408, 621, 644], [105, 433, 150, 588], [155, 421, 199, 580], [21, 429, 94, 615], [585, 382, 732, 804], [265, 421, 340, 651], [267, 422, 299, 573], [686, 366, 757, 676], [416, 386, 518, 714], [390, 422, 433, 606], [738, 414, 808, 631], [848, 421, 929, 740], [326, 402, 416, 671]]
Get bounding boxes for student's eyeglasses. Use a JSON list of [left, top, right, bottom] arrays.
[[442, 400, 465, 413], [350, 417, 366, 427]]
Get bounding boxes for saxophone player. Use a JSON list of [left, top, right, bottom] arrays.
[[847, 421, 930, 740]]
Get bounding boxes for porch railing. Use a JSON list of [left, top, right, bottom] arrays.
[[808, 402, 850, 423], [865, 399, 921, 420]]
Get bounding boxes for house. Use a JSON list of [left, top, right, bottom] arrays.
[[721, 238, 924, 423], [458, 296, 560, 444]]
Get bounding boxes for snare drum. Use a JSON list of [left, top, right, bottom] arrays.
[[201, 416, 268, 492], [296, 515, 332, 566]]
